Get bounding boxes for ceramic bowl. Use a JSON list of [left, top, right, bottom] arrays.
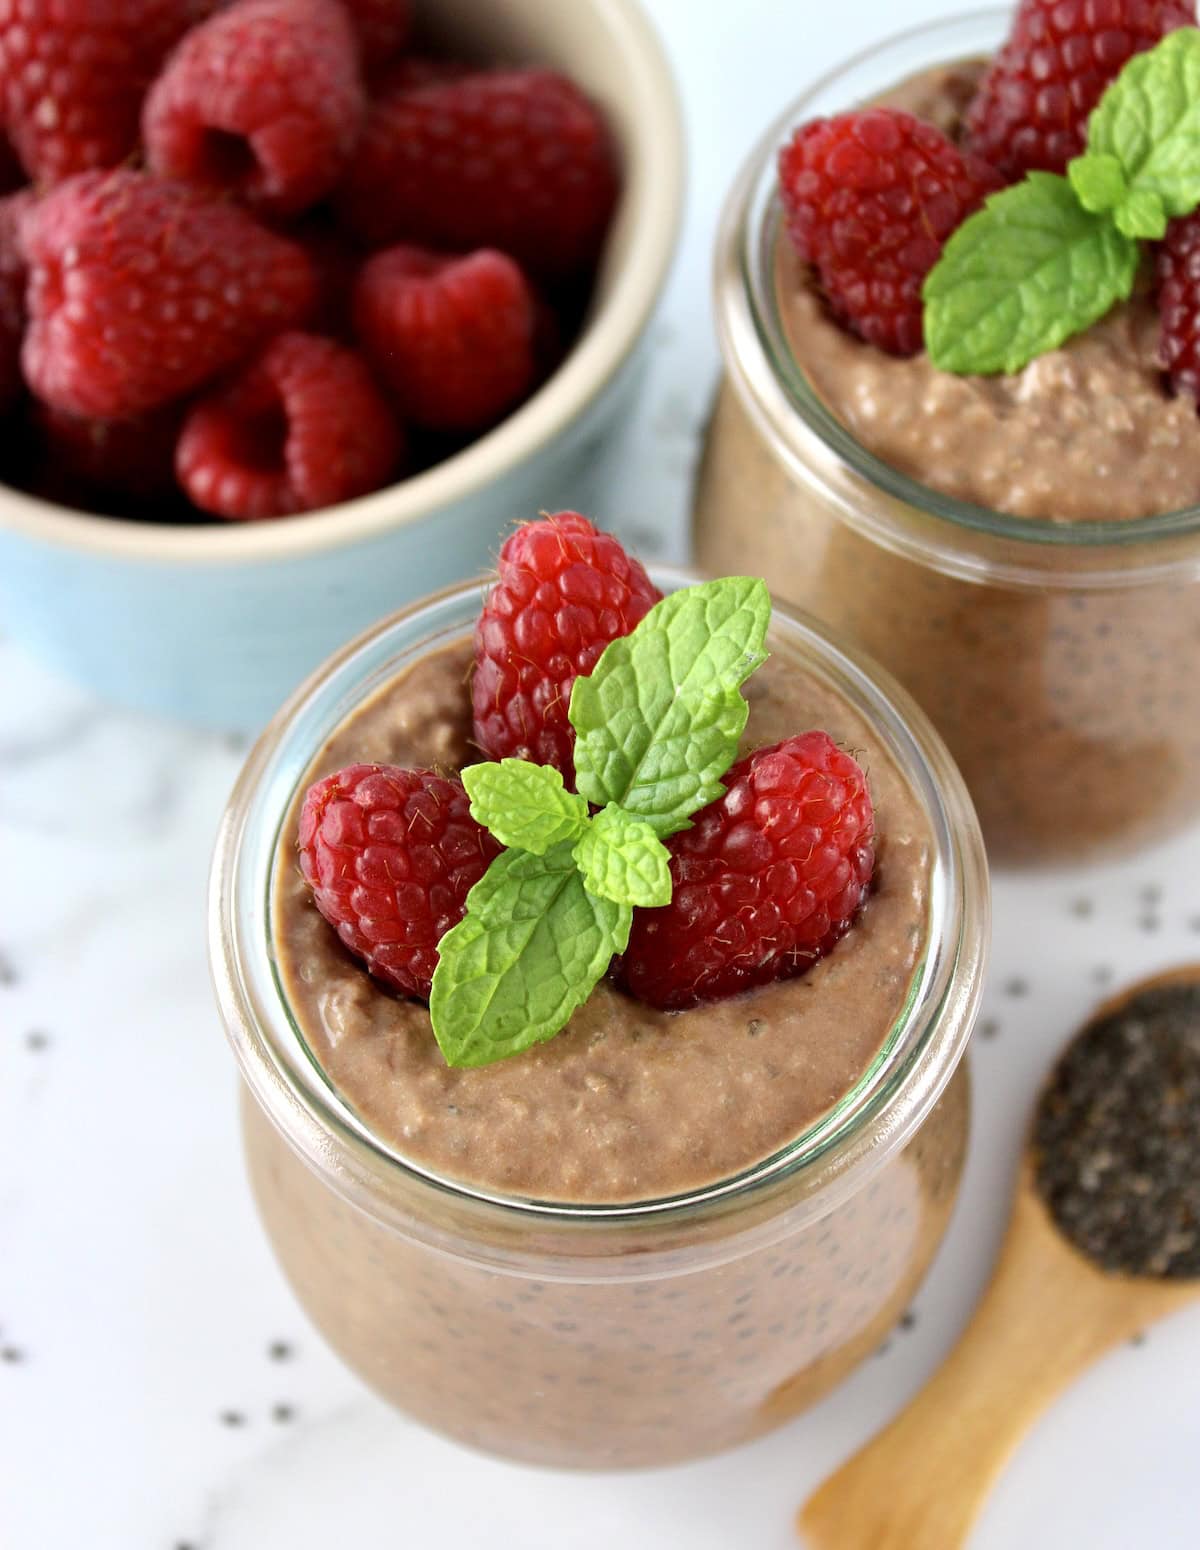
[[0, 0, 684, 730]]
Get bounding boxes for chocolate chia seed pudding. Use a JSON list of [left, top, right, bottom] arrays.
[[694, 16, 1200, 864], [213, 580, 987, 1468], [274, 640, 933, 1203]]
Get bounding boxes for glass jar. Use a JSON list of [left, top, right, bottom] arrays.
[[694, 9, 1200, 867], [209, 577, 988, 1468]]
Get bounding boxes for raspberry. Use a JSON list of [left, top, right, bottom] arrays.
[[339, 0, 413, 64], [473, 513, 661, 781], [622, 733, 876, 1011], [1157, 211, 1200, 400], [338, 69, 619, 275], [20, 170, 317, 419], [779, 109, 1002, 356], [0, 134, 24, 195], [300, 222, 364, 339], [965, 0, 1194, 180], [299, 764, 501, 1001], [143, 0, 365, 218], [0, 190, 31, 414], [354, 245, 537, 432], [0, 1, 200, 184], [176, 331, 402, 520], [36, 402, 183, 501], [372, 55, 469, 95]]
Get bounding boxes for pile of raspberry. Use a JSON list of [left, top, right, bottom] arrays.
[[778, 0, 1200, 388], [0, 0, 619, 521]]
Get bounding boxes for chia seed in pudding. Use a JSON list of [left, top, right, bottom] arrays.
[[1034, 978, 1200, 1281]]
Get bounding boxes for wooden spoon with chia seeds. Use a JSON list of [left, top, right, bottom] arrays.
[[798, 965, 1200, 1550]]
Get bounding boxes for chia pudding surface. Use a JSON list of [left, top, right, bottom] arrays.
[[780, 61, 1200, 525], [273, 634, 933, 1205]]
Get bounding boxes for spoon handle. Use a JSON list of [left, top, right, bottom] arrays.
[[798, 1185, 1154, 1550]]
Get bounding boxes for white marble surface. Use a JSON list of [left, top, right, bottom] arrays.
[[3, 1, 1200, 1545]]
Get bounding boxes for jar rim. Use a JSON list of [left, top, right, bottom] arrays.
[[209, 575, 988, 1246], [715, 6, 1200, 586]]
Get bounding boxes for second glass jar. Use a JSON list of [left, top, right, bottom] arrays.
[[694, 9, 1200, 867]]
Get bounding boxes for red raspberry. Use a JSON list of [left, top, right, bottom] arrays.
[[371, 55, 469, 95], [965, 0, 1194, 180], [176, 331, 402, 520], [299, 222, 364, 339], [0, 134, 24, 195], [779, 109, 1001, 357], [299, 764, 502, 1001], [622, 733, 876, 1011], [20, 170, 318, 419], [143, 0, 365, 218], [339, 0, 413, 64], [0, 1, 200, 184], [1157, 211, 1200, 400], [338, 69, 619, 275], [36, 401, 184, 501], [0, 190, 31, 414], [354, 245, 537, 432], [473, 513, 661, 781]]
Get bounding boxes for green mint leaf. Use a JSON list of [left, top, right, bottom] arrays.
[[572, 803, 672, 908], [1069, 151, 1167, 237], [1085, 27, 1200, 228], [922, 174, 1139, 374], [429, 841, 630, 1069], [461, 758, 587, 854], [1115, 186, 1169, 240], [568, 576, 770, 837], [1067, 151, 1128, 215]]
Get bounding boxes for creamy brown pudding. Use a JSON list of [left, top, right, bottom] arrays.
[[232, 604, 982, 1467], [695, 51, 1200, 864], [274, 638, 932, 1203]]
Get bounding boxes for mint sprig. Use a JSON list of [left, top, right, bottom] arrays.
[[923, 174, 1138, 375], [569, 576, 770, 836], [924, 26, 1200, 375], [1077, 27, 1200, 238], [429, 576, 771, 1069]]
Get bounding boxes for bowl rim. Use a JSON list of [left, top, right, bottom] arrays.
[[0, 0, 685, 568]]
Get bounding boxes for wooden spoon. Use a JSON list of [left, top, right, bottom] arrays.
[[798, 966, 1200, 1550]]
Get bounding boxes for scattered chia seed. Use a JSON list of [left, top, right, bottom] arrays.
[[1033, 981, 1200, 1280]]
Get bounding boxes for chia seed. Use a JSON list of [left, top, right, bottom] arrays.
[[1033, 982, 1200, 1280]]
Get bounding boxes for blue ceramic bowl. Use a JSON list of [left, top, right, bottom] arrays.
[[0, 0, 684, 731]]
